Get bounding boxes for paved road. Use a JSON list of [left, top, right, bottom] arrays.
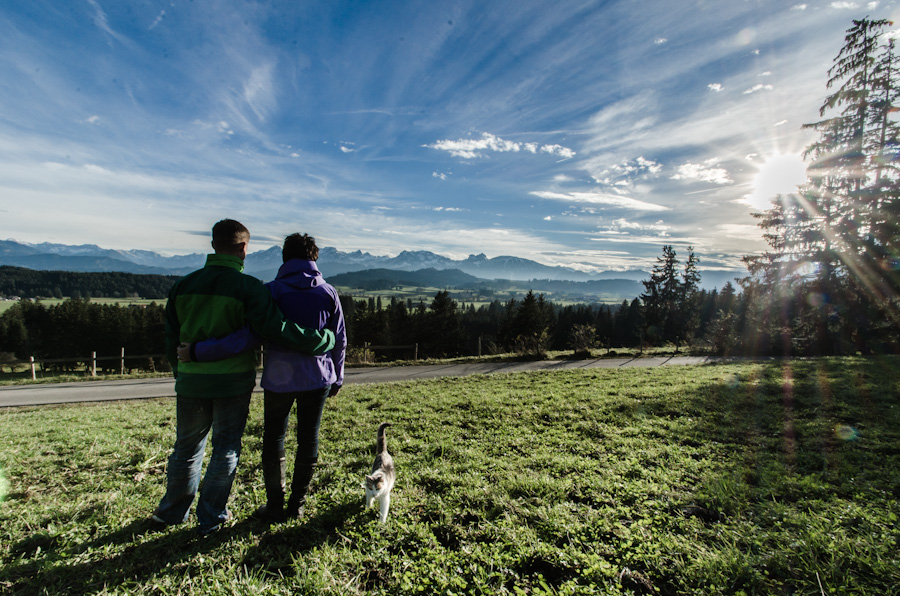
[[0, 356, 716, 408]]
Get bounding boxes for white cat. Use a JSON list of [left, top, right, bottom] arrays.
[[365, 422, 396, 523]]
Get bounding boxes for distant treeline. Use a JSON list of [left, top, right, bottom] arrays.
[[4, 235, 895, 369], [0, 266, 179, 299], [342, 273, 732, 360], [0, 288, 709, 369], [0, 298, 167, 372]]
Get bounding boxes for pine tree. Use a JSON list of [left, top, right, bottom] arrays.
[[746, 18, 900, 353], [640, 245, 681, 346], [801, 18, 895, 275]]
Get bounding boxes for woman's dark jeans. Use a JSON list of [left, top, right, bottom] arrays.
[[261, 385, 331, 510]]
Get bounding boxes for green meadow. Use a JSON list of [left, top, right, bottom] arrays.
[[1, 359, 898, 595], [0, 297, 162, 315]]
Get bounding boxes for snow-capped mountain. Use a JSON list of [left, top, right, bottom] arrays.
[[0, 239, 600, 282], [0, 239, 743, 289], [0, 240, 204, 274]]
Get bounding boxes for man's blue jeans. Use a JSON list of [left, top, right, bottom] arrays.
[[155, 393, 251, 533]]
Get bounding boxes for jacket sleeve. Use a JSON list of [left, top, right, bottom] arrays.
[[329, 287, 347, 387], [191, 324, 263, 362], [243, 279, 336, 354], [164, 283, 181, 377]]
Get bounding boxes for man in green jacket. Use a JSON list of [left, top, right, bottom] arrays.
[[152, 219, 335, 535]]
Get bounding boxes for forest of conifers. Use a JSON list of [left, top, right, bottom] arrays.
[[0, 277, 738, 368], [0, 266, 177, 299]]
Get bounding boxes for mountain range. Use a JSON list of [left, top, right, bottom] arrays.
[[0, 239, 743, 290]]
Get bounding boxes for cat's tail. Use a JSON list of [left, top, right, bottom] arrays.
[[376, 422, 392, 454]]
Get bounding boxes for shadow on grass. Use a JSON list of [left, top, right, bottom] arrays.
[[239, 496, 368, 574], [2, 496, 373, 594], [2, 516, 268, 595]]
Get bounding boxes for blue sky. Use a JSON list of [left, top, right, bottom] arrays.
[[2, 0, 898, 274]]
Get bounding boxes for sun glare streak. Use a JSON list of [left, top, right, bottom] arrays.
[[779, 190, 900, 326], [0, 465, 8, 502], [782, 363, 796, 467]]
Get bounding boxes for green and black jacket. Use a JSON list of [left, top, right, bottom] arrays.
[[164, 254, 335, 398]]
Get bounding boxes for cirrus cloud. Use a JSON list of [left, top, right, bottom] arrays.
[[530, 190, 669, 211]]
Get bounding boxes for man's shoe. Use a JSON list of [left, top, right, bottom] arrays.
[[149, 512, 172, 530], [196, 509, 232, 536]]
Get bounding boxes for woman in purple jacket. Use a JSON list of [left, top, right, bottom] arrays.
[[179, 233, 346, 522]]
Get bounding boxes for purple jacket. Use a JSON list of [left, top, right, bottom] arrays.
[[192, 259, 346, 392]]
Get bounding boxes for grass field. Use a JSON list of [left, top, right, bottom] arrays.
[[1, 358, 898, 595], [0, 297, 163, 315], [332, 285, 626, 307], [0, 290, 615, 319]]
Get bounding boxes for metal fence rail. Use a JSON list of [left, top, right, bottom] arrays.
[[2, 343, 419, 378]]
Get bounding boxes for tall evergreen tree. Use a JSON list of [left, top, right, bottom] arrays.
[[640, 245, 681, 346], [746, 18, 900, 353], [423, 290, 464, 357]]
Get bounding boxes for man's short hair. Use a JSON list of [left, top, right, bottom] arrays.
[[282, 233, 319, 262], [212, 219, 250, 250]]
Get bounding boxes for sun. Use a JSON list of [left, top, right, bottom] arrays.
[[746, 152, 807, 211]]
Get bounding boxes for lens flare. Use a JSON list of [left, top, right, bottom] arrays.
[[806, 292, 828, 308], [0, 465, 9, 502], [835, 424, 859, 441]]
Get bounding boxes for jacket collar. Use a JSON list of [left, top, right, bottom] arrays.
[[274, 259, 322, 288], [205, 253, 245, 273]]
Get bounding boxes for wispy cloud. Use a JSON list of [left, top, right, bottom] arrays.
[[86, 0, 128, 45], [717, 223, 766, 240], [743, 84, 774, 94], [240, 63, 277, 123], [149, 10, 166, 30], [593, 157, 662, 188], [708, 83, 724, 92], [426, 132, 575, 160], [542, 144, 576, 159], [602, 218, 670, 233], [671, 161, 732, 185], [531, 190, 669, 211]]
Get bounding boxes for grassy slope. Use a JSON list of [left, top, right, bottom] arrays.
[[0, 358, 898, 595]]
